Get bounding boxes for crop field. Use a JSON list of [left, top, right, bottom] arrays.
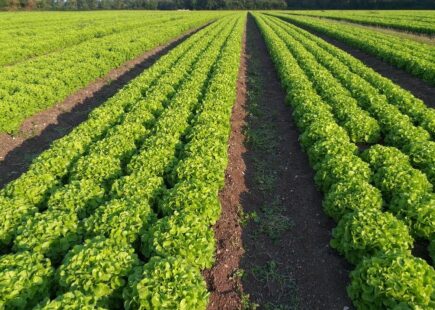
[[0, 9, 434, 310], [0, 11, 227, 134], [286, 10, 435, 34]]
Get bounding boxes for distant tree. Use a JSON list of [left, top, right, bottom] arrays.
[[146, 0, 158, 9], [54, 0, 64, 9], [98, 0, 112, 9], [86, 0, 96, 9], [25, 0, 37, 9], [8, 0, 20, 9], [195, 0, 208, 9], [113, 0, 124, 8], [225, 0, 244, 9], [64, 0, 77, 9], [157, 0, 177, 9], [2, 0, 435, 12], [182, 0, 195, 9], [76, 0, 88, 9]]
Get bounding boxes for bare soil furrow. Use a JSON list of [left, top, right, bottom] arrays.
[[0, 23, 210, 187]]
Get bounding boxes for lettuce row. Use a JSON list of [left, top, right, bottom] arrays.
[[158, 180, 222, 225], [168, 15, 243, 192], [163, 11, 244, 225], [348, 254, 435, 310], [13, 210, 81, 262], [258, 15, 372, 195], [35, 290, 106, 310], [270, 16, 432, 147], [270, 12, 435, 138], [284, 11, 435, 35], [68, 18, 230, 189], [255, 13, 433, 309], [271, 13, 435, 86], [46, 15, 238, 308], [362, 145, 434, 239], [407, 141, 435, 186], [0, 19, 225, 249], [0, 13, 221, 134], [0, 13, 189, 67], [80, 25, 226, 240], [124, 257, 209, 310], [0, 18, 233, 308], [47, 179, 105, 219], [124, 15, 245, 309], [281, 13, 435, 64], [56, 236, 140, 307], [323, 181, 383, 222], [268, 15, 434, 188], [0, 196, 38, 248], [0, 15, 217, 192], [0, 251, 53, 309], [141, 211, 215, 270], [331, 209, 413, 264], [85, 16, 236, 243], [83, 199, 156, 245], [0, 20, 218, 247], [268, 17, 380, 144]]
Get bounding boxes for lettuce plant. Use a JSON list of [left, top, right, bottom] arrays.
[[0, 196, 37, 247], [47, 179, 105, 219], [83, 199, 155, 244], [141, 211, 215, 269], [331, 209, 413, 264], [13, 210, 81, 261], [314, 154, 372, 193], [57, 236, 140, 303], [157, 180, 221, 225], [35, 291, 105, 310], [0, 252, 53, 309], [323, 180, 383, 222], [348, 253, 435, 309], [123, 257, 209, 310]]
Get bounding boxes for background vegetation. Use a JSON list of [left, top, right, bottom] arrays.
[[1, 0, 434, 11]]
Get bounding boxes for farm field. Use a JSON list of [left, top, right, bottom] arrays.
[[285, 10, 435, 34], [271, 11, 435, 85], [0, 9, 434, 310], [0, 11, 227, 134]]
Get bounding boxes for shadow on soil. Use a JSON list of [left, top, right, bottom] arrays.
[[272, 15, 435, 109], [0, 25, 208, 188], [239, 14, 352, 309]]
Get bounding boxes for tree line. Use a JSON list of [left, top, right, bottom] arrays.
[[1, 0, 434, 11]]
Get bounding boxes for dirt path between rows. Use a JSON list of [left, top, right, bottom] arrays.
[[206, 14, 352, 309], [304, 16, 435, 45], [281, 20, 435, 109], [204, 23, 247, 310], [240, 15, 352, 309], [0, 23, 210, 188]]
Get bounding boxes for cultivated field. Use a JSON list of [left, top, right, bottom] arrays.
[[0, 9, 434, 310]]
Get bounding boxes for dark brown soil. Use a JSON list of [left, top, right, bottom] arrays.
[[204, 23, 247, 310], [0, 24, 209, 188], [241, 14, 352, 309], [209, 14, 352, 309], [285, 20, 435, 109]]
